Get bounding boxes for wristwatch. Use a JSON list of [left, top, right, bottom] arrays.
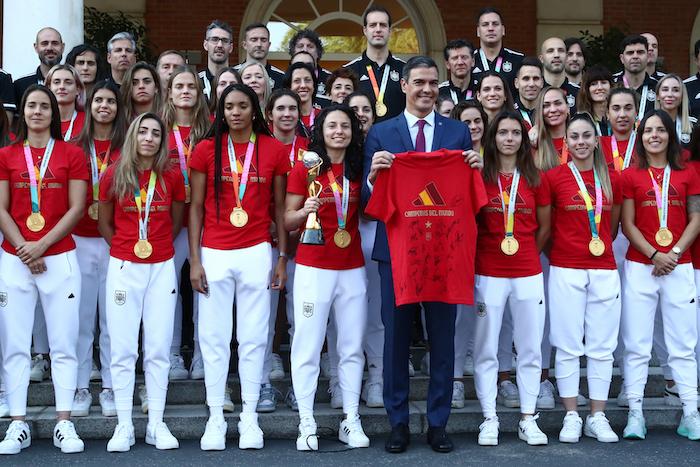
[[672, 246, 681, 255]]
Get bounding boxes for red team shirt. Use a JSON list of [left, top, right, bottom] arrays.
[[688, 161, 700, 268], [284, 135, 309, 167], [623, 164, 700, 265], [366, 149, 488, 306], [476, 172, 546, 277], [74, 139, 120, 237], [287, 161, 364, 270], [600, 135, 637, 171], [188, 133, 291, 250], [0, 140, 89, 256], [168, 125, 192, 226], [61, 110, 86, 141], [542, 164, 622, 270], [99, 165, 185, 263]]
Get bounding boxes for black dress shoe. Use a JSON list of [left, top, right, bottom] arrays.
[[427, 426, 453, 453], [385, 423, 410, 453]]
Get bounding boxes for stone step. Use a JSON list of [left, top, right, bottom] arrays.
[[25, 368, 668, 407], [0, 398, 685, 440]]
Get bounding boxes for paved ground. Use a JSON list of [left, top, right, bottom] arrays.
[[6, 431, 698, 466]]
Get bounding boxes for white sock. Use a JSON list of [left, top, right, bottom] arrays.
[[682, 402, 698, 417], [117, 409, 132, 426], [148, 408, 164, 425], [241, 399, 257, 413], [209, 405, 224, 420], [628, 397, 643, 412]]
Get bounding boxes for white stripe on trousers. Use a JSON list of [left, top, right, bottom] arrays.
[[622, 261, 698, 404], [549, 266, 621, 401], [106, 257, 177, 413], [0, 251, 81, 415], [473, 274, 545, 417], [291, 264, 367, 418], [73, 235, 111, 388], [198, 242, 271, 408]]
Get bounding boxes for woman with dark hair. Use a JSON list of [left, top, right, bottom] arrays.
[[451, 100, 488, 154], [621, 109, 700, 441], [326, 68, 359, 104], [284, 62, 319, 134], [436, 94, 455, 118], [576, 65, 613, 136], [47, 64, 86, 141], [209, 67, 241, 114], [285, 104, 369, 451], [544, 113, 621, 444], [344, 91, 375, 138], [600, 88, 639, 173], [476, 71, 516, 122], [99, 113, 185, 452], [473, 111, 549, 446], [189, 83, 289, 451], [0, 85, 88, 455], [121, 62, 162, 122], [66, 44, 108, 97], [70, 80, 127, 419]]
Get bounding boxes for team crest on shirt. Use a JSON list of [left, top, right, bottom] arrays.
[[682, 133, 691, 144], [503, 61, 512, 73], [647, 90, 656, 101], [390, 70, 400, 82], [476, 302, 487, 317], [303, 302, 314, 318], [114, 290, 126, 306], [0, 292, 7, 307], [567, 94, 576, 108]]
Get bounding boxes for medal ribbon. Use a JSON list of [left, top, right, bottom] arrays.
[[497, 170, 520, 238], [326, 166, 350, 230], [227, 133, 257, 208], [63, 110, 78, 141], [648, 165, 671, 231], [568, 162, 602, 238], [611, 134, 637, 172], [134, 170, 157, 241], [479, 50, 503, 72], [89, 141, 111, 203], [172, 124, 191, 190], [288, 135, 297, 164], [366, 64, 390, 105], [519, 109, 532, 126], [23, 139, 55, 213], [559, 141, 569, 165]]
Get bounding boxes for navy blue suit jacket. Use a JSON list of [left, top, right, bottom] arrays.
[[362, 111, 472, 263]]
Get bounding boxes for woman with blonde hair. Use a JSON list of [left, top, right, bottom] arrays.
[[654, 73, 697, 146], [46, 64, 86, 141], [533, 86, 571, 171], [239, 61, 273, 111], [121, 62, 162, 122]]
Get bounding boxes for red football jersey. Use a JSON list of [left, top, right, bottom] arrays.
[[476, 172, 546, 277], [365, 149, 487, 306], [542, 164, 622, 269], [99, 165, 185, 263], [0, 140, 89, 256], [599, 135, 637, 172], [74, 139, 120, 237], [61, 110, 86, 141], [284, 135, 309, 168], [188, 133, 291, 250], [622, 165, 700, 264], [688, 161, 700, 269], [287, 161, 364, 270]]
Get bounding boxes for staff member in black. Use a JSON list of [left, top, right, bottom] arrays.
[[235, 23, 285, 91], [288, 29, 332, 96], [13, 27, 64, 109], [439, 39, 478, 104], [540, 37, 580, 112], [514, 57, 544, 127], [198, 20, 234, 102], [684, 39, 700, 120], [564, 37, 587, 86], [613, 35, 658, 117]]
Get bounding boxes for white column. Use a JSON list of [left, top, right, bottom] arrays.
[[2, 0, 83, 78]]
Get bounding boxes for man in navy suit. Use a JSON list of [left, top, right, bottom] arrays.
[[362, 55, 481, 453]]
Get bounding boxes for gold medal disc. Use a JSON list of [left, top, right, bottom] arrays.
[[26, 212, 46, 232], [376, 101, 387, 117], [230, 208, 249, 227], [333, 229, 351, 248], [500, 236, 519, 255], [88, 203, 99, 220], [133, 239, 153, 259], [588, 237, 606, 257], [655, 227, 673, 247]]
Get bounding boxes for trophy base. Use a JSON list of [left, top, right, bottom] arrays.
[[301, 229, 325, 245]]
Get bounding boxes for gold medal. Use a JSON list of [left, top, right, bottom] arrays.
[[26, 212, 46, 232], [655, 227, 673, 247], [500, 236, 519, 255], [185, 185, 191, 204], [88, 203, 99, 221], [133, 239, 153, 259], [588, 237, 605, 257], [376, 101, 387, 117], [333, 229, 351, 248], [230, 207, 249, 227]]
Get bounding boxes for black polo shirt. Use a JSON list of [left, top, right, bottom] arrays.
[[613, 71, 658, 116], [514, 97, 536, 126], [0, 69, 14, 112], [344, 50, 405, 122], [684, 73, 700, 120], [13, 66, 45, 110], [438, 78, 478, 103], [234, 62, 286, 91], [544, 77, 580, 114], [198, 68, 216, 102], [472, 46, 524, 97]]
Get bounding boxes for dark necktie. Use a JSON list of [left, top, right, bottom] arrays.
[[415, 119, 426, 152]]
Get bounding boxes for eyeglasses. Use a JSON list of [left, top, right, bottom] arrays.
[[206, 36, 232, 45]]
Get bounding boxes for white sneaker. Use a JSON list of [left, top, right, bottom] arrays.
[[201, 416, 227, 451], [664, 384, 682, 407], [168, 354, 189, 381], [71, 388, 92, 417], [0, 392, 10, 418], [320, 353, 331, 378], [616, 387, 629, 407], [270, 353, 285, 381], [107, 422, 135, 452], [90, 362, 101, 381], [328, 377, 342, 409], [559, 412, 583, 443], [408, 357, 415, 377], [189, 355, 205, 380], [139, 385, 148, 414], [622, 409, 646, 440], [99, 389, 117, 417], [451, 381, 465, 409], [584, 412, 619, 443], [677, 410, 700, 440], [536, 380, 555, 410], [339, 414, 370, 448], [296, 416, 318, 451], [29, 355, 50, 382], [146, 421, 179, 450], [497, 381, 520, 408], [224, 386, 235, 413], [361, 380, 384, 408], [518, 414, 548, 445], [421, 352, 431, 375], [0, 420, 31, 455], [463, 355, 475, 376], [478, 417, 499, 446], [238, 413, 263, 449], [53, 420, 84, 453]]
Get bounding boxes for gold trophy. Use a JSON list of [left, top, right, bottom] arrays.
[[300, 151, 325, 245]]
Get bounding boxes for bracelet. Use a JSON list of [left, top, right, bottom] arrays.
[[649, 250, 659, 260], [278, 252, 288, 258]]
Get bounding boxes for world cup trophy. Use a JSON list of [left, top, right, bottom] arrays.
[[300, 151, 325, 245]]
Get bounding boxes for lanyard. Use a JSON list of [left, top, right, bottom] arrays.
[[611, 133, 637, 172], [496, 169, 520, 238], [172, 125, 191, 187], [479, 49, 503, 72], [89, 141, 111, 202], [366, 64, 390, 104], [63, 110, 78, 141], [134, 171, 157, 240], [519, 109, 532, 126], [288, 135, 297, 164], [559, 141, 569, 165], [623, 75, 649, 123], [449, 87, 473, 104], [648, 165, 671, 231], [568, 162, 602, 238], [227, 133, 257, 207], [22, 139, 55, 213], [326, 166, 350, 230]]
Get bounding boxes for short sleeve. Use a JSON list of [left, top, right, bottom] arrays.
[[286, 162, 307, 196], [67, 145, 89, 181], [189, 139, 210, 173], [170, 169, 186, 202], [621, 169, 635, 200], [99, 166, 116, 202], [365, 168, 394, 223]]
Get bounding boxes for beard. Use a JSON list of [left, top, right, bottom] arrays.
[[39, 52, 62, 67]]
